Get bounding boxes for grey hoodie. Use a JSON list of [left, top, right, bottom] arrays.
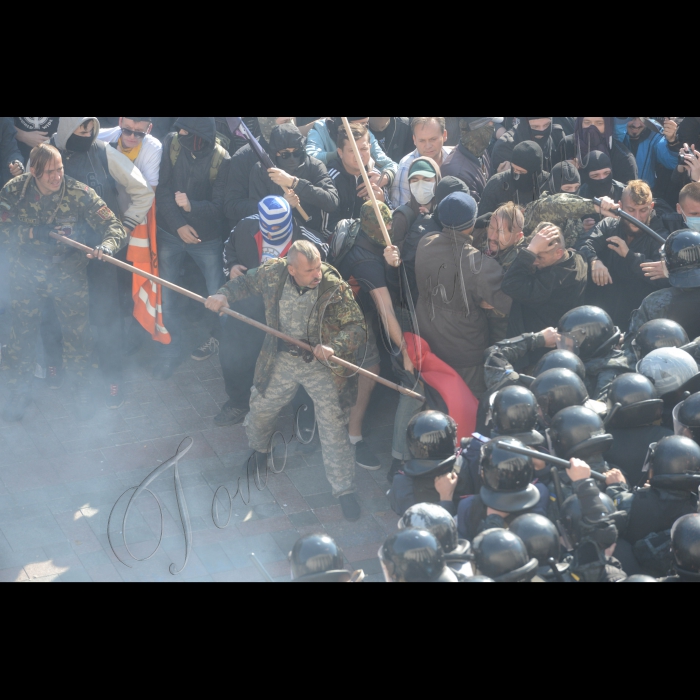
[[51, 116, 153, 232]]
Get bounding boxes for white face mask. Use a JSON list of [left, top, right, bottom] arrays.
[[681, 205, 700, 233], [410, 180, 436, 205]]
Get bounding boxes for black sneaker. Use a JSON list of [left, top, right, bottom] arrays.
[[47, 366, 64, 390], [214, 403, 247, 427], [339, 494, 361, 522], [192, 337, 219, 361], [106, 384, 124, 410], [355, 440, 381, 471], [388, 459, 403, 485], [74, 382, 93, 422], [1, 391, 31, 422]]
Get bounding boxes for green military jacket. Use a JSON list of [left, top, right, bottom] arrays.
[[523, 193, 598, 249], [218, 258, 367, 409], [0, 173, 127, 259]]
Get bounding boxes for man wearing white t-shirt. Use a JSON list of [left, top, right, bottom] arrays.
[[98, 117, 162, 189]]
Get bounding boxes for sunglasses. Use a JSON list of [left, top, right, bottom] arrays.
[[278, 149, 303, 160], [121, 128, 148, 140]]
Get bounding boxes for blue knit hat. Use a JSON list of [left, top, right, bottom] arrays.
[[259, 196, 293, 241], [438, 192, 478, 232]]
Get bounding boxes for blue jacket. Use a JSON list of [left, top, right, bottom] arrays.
[[622, 131, 677, 189], [307, 119, 397, 183]]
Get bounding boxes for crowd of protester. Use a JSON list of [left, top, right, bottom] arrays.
[[2, 116, 700, 582]]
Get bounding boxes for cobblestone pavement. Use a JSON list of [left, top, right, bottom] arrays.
[[0, 330, 400, 583]]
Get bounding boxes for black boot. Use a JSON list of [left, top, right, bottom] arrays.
[[339, 494, 361, 522], [214, 402, 248, 427], [1, 390, 32, 422]]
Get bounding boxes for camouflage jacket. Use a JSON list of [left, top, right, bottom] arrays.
[[0, 173, 127, 259], [523, 193, 598, 249], [218, 259, 366, 409]]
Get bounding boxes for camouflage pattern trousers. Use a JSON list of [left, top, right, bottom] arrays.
[[246, 351, 356, 497], [7, 252, 91, 390]]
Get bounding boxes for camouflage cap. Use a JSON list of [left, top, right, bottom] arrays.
[[360, 201, 393, 246]]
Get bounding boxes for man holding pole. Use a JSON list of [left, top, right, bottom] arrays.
[[0, 144, 127, 422], [205, 241, 367, 522]]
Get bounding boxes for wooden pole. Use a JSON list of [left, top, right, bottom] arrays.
[[340, 117, 393, 249], [49, 233, 424, 401]]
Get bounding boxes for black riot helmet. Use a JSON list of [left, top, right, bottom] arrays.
[[558, 306, 620, 361], [491, 386, 544, 446], [670, 514, 700, 579], [509, 514, 562, 567], [662, 229, 700, 289], [399, 503, 470, 560], [290, 534, 345, 582], [479, 438, 541, 513], [674, 392, 700, 443], [646, 435, 700, 492], [533, 349, 587, 381], [379, 529, 458, 583], [472, 528, 539, 582], [634, 319, 689, 360], [622, 575, 659, 583], [404, 411, 458, 480], [531, 368, 589, 426], [549, 406, 613, 461], [406, 411, 457, 462], [606, 373, 664, 429]]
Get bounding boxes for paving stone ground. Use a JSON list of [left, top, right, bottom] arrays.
[[0, 315, 399, 583]]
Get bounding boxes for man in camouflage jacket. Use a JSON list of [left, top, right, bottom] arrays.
[[0, 144, 127, 422], [206, 242, 367, 519]]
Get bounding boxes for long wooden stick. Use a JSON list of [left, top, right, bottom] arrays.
[[50, 232, 424, 401], [340, 117, 392, 248]]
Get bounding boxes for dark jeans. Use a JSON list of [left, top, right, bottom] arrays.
[[156, 228, 226, 360], [220, 298, 266, 409]]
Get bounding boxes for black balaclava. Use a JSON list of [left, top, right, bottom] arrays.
[[270, 123, 306, 173], [575, 117, 613, 166], [460, 119, 495, 158], [583, 151, 614, 198], [522, 116, 553, 143], [510, 140, 543, 197], [66, 119, 96, 152], [548, 161, 581, 194]]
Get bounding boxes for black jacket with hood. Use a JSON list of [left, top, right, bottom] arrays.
[[249, 123, 339, 230], [579, 211, 670, 329], [478, 170, 549, 217], [491, 119, 566, 174], [156, 117, 230, 243], [502, 247, 589, 336]]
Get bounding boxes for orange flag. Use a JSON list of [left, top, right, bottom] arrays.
[[127, 204, 171, 344]]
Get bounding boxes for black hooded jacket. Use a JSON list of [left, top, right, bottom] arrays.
[[249, 123, 339, 229], [478, 170, 549, 217], [502, 247, 589, 336], [491, 119, 566, 174], [579, 212, 670, 329], [156, 116, 230, 243]]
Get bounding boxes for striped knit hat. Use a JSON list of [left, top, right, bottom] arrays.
[[259, 196, 294, 241]]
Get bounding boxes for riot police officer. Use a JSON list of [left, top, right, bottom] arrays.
[[399, 503, 472, 578], [531, 368, 590, 428], [557, 305, 628, 401], [533, 349, 586, 381], [471, 528, 539, 583], [631, 319, 689, 361], [388, 411, 458, 516], [510, 513, 574, 582], [660, 514, 700, 583], [290, 534, 363, 583], [605, 373, 671, 485], [606, 436, 700, 547], [379, 529, 458, 583], [674, 392, 700, 443]]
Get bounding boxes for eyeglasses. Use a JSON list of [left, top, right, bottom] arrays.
[[121, 128, 148, 140], [277, 149, 303, 160]]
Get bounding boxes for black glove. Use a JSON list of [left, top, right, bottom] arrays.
[[475, 213, 492, 230]]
